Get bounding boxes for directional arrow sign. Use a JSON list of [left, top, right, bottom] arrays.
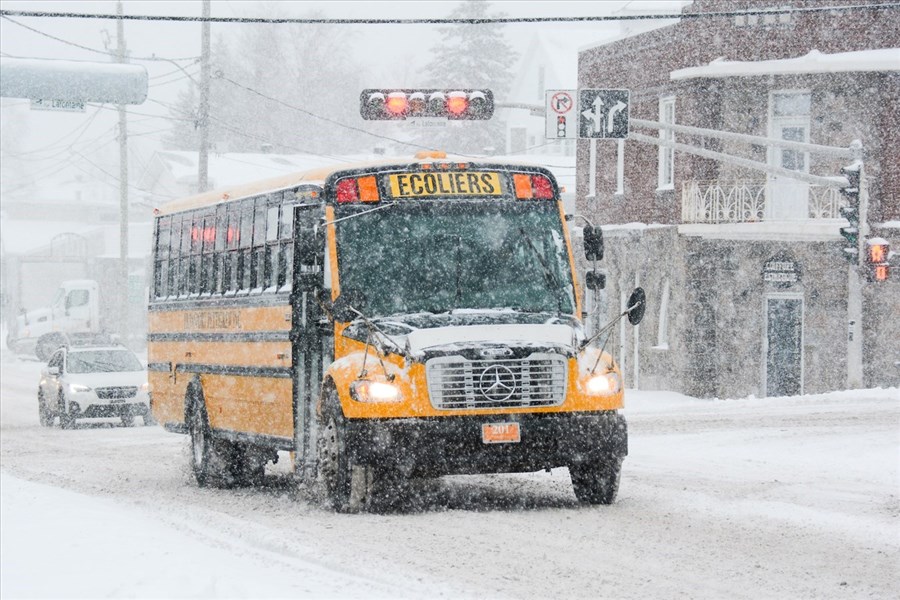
[[578, 89, 630, 139]]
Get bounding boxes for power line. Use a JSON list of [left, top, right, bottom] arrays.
[[1, 15, 200, 61], [1, 3, 898, 24]]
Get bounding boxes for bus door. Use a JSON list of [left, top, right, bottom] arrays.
[[291, 202, 327, 478]]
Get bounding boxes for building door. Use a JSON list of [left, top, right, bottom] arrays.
[[767, 92, 810, 220], [765, 295, 803, 397]]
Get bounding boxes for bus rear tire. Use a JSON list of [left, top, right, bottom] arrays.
[[569, 457, 622, 505], [188, 387, 229, 487]]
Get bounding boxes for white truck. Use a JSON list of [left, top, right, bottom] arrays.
[[6, 280, 104, 360]]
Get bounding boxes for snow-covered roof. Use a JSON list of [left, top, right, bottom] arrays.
[[155, 151, 361, 190], [671, 48, 900, 80]]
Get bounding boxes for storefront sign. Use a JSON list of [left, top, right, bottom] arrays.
[[763, 254, 801, 286]]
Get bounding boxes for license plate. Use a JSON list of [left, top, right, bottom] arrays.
[[482, 422, 520, 444]]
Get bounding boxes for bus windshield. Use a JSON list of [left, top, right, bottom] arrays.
[[335, 201, 575, 318]]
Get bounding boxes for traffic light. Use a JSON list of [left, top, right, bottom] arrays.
[[360, 89, 494, 120], [838, 165, 861, 263], [557, 116, 566, 138], [865, 238, 890, 282]]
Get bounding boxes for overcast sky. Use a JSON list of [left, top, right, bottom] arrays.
[[0, 0, 686, 196]]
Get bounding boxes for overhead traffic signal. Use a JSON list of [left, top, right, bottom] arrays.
[[360, 89, 494, 120], [838, 165, 861, 264], [865, 238, 890, 282]]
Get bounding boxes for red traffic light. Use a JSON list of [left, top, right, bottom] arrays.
[[360, 89, 494, 120]]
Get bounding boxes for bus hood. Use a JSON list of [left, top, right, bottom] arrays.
[[405, 323, 577, 355]]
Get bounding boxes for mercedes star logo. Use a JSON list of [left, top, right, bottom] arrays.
[[478, 365, 516, 402]]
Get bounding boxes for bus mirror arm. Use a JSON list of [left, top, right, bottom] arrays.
[[578, 287, 646, 354]]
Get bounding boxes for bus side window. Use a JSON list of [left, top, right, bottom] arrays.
[[213, 204, 227, 295], [225, 203, 241, 294], [278, 201, 295, 290], [168, 214, 181, 298], [189, 211, 203, 296], [250, 197, 267, 292], [201, 211, 216, 295], [265, 196, 281, 291], [155, 216, 171, 298], [239, 199, 254, 293], [179, 213, 192, 297]]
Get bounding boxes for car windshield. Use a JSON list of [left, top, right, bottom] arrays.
[[67, 350, 143, 374], [335, 200, 575, 317]]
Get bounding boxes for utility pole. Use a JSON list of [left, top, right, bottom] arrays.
[[116, 0, 129, 342], [198, 0, 211, 192]]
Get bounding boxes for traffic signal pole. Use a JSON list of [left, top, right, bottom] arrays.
[[116, 1, 129, 342], [847, 161, 869, 387]]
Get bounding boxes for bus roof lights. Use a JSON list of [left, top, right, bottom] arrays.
[[532, 174, 554, 199], [513, 173, 555, 200], [357, 176, 380, 203], [335, 178, 359, 203]]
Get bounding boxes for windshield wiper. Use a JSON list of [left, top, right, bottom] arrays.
[[324, 201, 398, 226], [518, 227, 565, 315]]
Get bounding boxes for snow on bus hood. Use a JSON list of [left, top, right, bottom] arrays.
[[405, 323, 576, 354]]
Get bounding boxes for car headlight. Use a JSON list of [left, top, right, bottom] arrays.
[[140, 382, 150, 392], [68, 383, 92, 394], [349, 380, 402, 403], [586, 372, 620, 395]]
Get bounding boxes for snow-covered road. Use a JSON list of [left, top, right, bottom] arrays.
[[2, 352, 898, 599]]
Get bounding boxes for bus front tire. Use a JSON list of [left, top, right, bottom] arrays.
[[319, 388, 389, 512], [569, 457, 622, 505]]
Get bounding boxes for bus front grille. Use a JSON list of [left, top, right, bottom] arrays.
[[426, 353, 567, 410]]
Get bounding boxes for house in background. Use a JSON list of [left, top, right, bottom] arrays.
[[576, 0, 900, 397]]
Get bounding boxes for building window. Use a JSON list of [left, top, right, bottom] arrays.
[[658, 96, 675, 190]]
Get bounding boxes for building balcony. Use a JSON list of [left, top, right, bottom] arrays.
[[681, 180, 843, 224]]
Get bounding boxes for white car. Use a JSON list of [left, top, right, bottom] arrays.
[[38, 345, 154, 428]]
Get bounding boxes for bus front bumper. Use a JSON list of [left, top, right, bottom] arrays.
[[343, 410, 627, 477]]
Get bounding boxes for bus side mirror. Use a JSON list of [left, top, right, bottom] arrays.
[[585, 271, 606, 291], [626, 287, 646, 326], [331, 290, 367, 323], [583, 225, 603, 261]]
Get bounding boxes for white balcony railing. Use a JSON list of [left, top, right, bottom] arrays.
[[681, 180, 842, 223]]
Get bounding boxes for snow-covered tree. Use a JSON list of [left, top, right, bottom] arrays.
[[164, 5, 365, 155], [417, 0, 519, 155]]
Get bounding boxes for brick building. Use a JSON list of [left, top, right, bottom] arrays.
[[576, 0, 899, 397]]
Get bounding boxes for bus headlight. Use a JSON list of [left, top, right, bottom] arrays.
[[350, 380, 402, 403], [586, 372, 620, 395]]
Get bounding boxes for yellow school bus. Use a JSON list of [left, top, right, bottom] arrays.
[[148, 151, 643, 511]]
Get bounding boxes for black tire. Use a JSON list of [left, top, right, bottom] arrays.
[[38, 390, 53, 427], [228, 443, 266, 487], [316, 387, 400, 513], [188, 388, 227, 487], [58, 393, 76, 429], [121, 410, 136, 427], [569, 457, 622, 505]]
